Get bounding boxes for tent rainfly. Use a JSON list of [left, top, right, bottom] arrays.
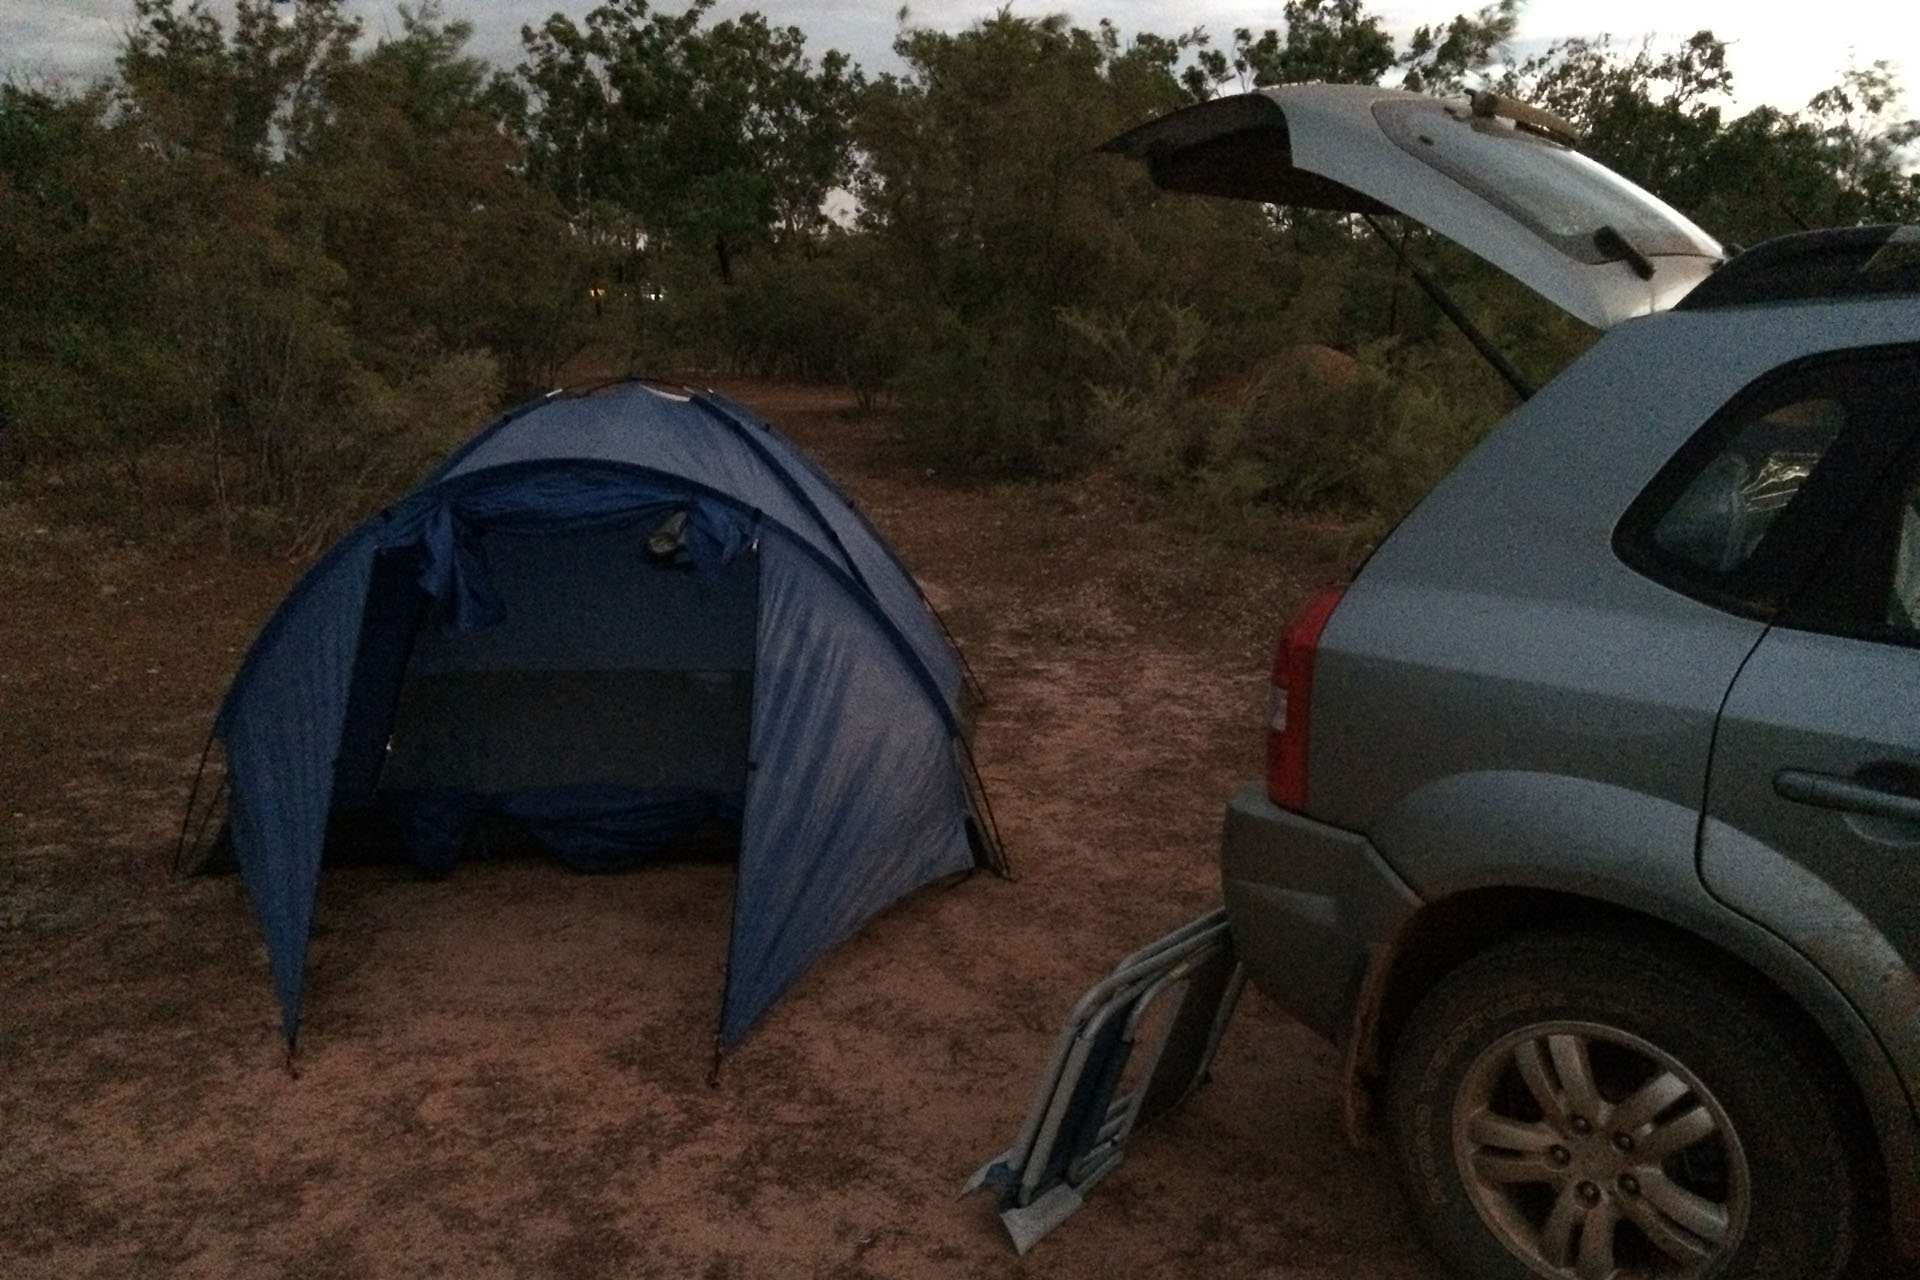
[[212, 382, 1003, 1050]]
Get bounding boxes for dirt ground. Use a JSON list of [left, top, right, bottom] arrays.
[[1, 381, 1452, 1279]]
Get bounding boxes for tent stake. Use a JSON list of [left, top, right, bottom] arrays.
[[706, 1037, 724, 1089]]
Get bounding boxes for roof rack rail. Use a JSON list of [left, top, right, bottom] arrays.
[[1676, 224, 1920, 310]]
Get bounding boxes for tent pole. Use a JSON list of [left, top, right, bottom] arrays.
[[959, 735, 1012, 880], [181, 774, 229, 875], [694, 394, 984, 720], [172, 725, 220, 875], [709, 530, 764, 1076], [925, 595, 988, 709]]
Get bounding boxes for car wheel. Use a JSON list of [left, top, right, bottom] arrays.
[[1384, 930, 1859, 1280]]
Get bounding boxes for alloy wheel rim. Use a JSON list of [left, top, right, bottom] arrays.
[[1451, 1019, 1750, 1280]]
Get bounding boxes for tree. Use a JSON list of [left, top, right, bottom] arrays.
[[1186, 1, 1395, 95], [1400, 0, 1518, 93], [1805, 62, 1920, 225], [517, 0, 861, 280], [1181, 0, 1515, 100], [1, 0, 591, 539], [1503, 32, 1920, 245], [0, 84, 177, 482], [292, 3, 591, 396], [1259, 0, 1397, 85], [852, 13, 1291, 471], [119, 0, 360, 171], [1503, 30, 1732, 206]]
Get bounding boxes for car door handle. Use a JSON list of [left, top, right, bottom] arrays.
[[1774, 769, 1920, 824]]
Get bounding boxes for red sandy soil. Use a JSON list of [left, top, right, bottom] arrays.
[[1, 381, 1449, 1279]]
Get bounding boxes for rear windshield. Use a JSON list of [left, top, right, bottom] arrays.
[[1373, 98, 1717, 265]]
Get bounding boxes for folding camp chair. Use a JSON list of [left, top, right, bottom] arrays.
[[964, 907, 1244, 1254]]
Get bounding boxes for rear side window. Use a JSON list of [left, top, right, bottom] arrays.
[[1651, 397, 1846, 574], [1894, 483, 1920, 630], [1787, 455, 1920, 647], [1616, 347, 1920, 617]]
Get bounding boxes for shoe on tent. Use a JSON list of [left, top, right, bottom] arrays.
[[209, 381, 1004, 1051]]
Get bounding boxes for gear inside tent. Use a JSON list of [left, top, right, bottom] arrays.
[[206, 381, 1004, 1050]]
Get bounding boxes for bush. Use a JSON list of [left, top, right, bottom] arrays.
[[1068, 301, 1514, 538], [894, 314, 1075, 474]]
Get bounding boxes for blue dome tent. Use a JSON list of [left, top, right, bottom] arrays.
[[212, 382, 1004, 1051]]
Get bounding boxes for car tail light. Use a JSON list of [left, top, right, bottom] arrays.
[[1265, 585, 1346, 812]]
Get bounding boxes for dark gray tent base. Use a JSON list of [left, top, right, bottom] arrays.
[[182, 806, 742, 878], [963, 908, 1243, 1254]]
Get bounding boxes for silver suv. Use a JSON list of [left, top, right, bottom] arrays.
[[1113, 86, 1920, 1279]]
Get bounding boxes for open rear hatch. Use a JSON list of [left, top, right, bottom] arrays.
[[1103, 84, 1725, 329]]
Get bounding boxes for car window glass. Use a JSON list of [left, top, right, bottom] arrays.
[[1372, 99, 1716, 264], [1651, 398, 1847, 575], [1888, 479, 1920, 630]]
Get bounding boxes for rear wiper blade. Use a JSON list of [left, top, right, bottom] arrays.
[[1594, 224, 1656, 280]]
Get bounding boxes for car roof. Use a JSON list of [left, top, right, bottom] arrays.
[[1677, 225, 1920, 311]]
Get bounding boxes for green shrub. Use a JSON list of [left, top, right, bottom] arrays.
[[894, 315, 1075, 475], [1067, 300, 1515, 539]]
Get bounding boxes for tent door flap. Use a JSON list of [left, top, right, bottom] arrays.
[[962, 907, 1243, 1254]]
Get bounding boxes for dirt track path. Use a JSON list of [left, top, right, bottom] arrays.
[[0, 383, 1445, 1279]]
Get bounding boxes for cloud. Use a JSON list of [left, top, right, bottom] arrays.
[[6, 0, 1912, 117], [2, 1, 127, 86]]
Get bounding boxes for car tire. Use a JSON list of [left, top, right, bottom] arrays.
[[1383, 929, 1860, 1280]]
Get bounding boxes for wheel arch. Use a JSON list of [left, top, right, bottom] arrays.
[[1345, 885, 1919, 1258]]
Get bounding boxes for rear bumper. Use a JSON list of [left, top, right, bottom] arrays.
[[1220, 783, 1421, 1046]]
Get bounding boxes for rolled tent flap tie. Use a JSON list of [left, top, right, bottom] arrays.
[[212, 381, 1005, 1052]]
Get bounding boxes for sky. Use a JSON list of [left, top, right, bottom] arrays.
[[4, 0, 1916, 119]]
